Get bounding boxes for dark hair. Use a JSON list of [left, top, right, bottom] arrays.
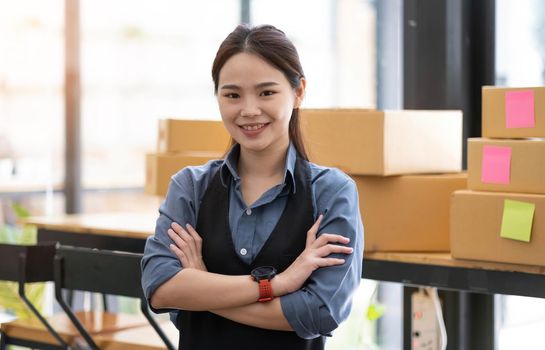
[[212, 24, 308, 160]]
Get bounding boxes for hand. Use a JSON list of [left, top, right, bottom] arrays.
[[167, 222, 207, 271], [273, 215, 353, 295]]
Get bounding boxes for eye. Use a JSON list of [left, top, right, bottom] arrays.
[[223, 92, 240, 99], [260, 90, 276, 97]]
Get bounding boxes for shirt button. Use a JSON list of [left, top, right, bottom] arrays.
[[246, 208, 252, 215], [240, 248, 247, 256]]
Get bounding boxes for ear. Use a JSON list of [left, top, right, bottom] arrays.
[[294, 77, 306, 109]]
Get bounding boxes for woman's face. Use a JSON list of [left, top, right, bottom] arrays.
[[217, 52, 304, 154]]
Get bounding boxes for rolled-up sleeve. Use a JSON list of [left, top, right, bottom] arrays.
[[141, 171, 198, 307], [280, 172, 364, 339]]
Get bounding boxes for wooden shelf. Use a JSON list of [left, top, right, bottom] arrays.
[[363, 251, 545, 298], [364, 251, 545, 276], [25, 212, 156, 240]]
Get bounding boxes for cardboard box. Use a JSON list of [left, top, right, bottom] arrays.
[[300, 109, 463, 175], [467, 138, 545, 194], [157, 119, 231, 153], [145, 152, 222, 196], [451, 190, 545, 266], [354, 173, 467, 252], [482, 86, 545, 138]]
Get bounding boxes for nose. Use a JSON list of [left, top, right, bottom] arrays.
[[240, 97, 261, 117]]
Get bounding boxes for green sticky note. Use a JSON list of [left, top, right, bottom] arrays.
[[500, 199, 535, 242]]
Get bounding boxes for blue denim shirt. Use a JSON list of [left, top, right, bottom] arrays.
[[141, 143, 364, 339]]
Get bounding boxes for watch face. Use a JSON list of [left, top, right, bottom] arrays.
[[251, 266, 277, 281]]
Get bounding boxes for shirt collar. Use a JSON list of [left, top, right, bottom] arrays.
[[220, 143, 241, 187], [219, 143, 297, 194]]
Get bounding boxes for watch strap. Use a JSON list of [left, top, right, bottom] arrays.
[[257, 279, 274, 302]]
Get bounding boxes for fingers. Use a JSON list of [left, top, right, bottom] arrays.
[[306, 214, 323, 246], [314, 233, 350, 246], [170, 222, 198, 258], [316, 257, 346, 268], [303, 214, 353, 265], [185, 224, 203, 251], [167, 227, 187, 251], [168, 222, 205, 270], [169, 243, 189, 267], [304, 228, 353, 269], [316, 243, 353, 257]]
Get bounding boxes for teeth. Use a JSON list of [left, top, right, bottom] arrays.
[[242, 124, 265, 131]]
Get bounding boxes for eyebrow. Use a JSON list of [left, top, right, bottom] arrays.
[[220, 82, 280, 90]]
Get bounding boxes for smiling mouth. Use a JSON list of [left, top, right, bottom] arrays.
[[240, 123, 267, 131]]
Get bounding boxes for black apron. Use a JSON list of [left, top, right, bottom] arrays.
[[176, 156, 325, 350]]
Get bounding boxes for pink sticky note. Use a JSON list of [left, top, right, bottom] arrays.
[[505, 90, 535, 128], [481, 145, 512, 184]]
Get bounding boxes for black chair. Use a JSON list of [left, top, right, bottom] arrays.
[[53, 246, 175, 350], [0, 242, 69, 350]]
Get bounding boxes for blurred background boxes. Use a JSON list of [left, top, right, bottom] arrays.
[[451, 190, 545, 266], [467, 138, 545, 195], [300, 108, 466, 252], [301, 109, 462, 175], [157, 119, 230, 153], [146, 119, 229, 196], [145, 152, 222, 196], [482, 86, 545, 138], [354, 173, 467, 252]]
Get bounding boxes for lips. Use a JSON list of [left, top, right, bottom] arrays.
[[240, 123, 267, 131], [238, 122, 269, 137]]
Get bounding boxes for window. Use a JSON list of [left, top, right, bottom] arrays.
[[0, 0, 64, 194], [495, 0, 545, 348], [496, 0, 545, 87], [251, 0, 376, 108], [80, 0, 240, 189]]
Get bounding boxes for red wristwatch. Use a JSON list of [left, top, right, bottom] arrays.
[[251, 266, 277, 302]]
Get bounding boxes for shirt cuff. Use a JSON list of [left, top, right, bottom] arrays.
[[141, 260, 182, 314], [280, 290, 338, 339]]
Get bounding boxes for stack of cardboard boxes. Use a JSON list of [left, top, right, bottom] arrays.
[[300, 109, 466, 252], [145, 119, 230, 196], [451, 87, 545, 266]]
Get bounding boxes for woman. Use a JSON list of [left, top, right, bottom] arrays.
[[141, 24, 364, 350]]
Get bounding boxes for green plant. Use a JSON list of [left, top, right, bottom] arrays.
[[0, 202, 44, 320]]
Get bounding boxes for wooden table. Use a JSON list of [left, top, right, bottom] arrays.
[[93, 321, 179, 350], [25, 212, 157, 253]]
